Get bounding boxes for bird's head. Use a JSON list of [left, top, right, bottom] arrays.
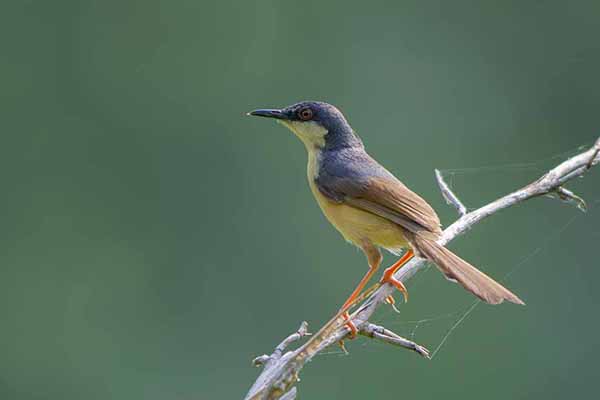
[[248, 101, 363, 151]]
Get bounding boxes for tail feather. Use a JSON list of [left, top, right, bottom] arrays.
[[412, 235, 524, 305]]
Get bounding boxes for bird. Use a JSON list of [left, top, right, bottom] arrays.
[[248, 101, 524, 334]]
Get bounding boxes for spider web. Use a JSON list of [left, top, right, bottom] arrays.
[[315, 141, 599, 359]]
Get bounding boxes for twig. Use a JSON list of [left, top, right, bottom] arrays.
[[247, 322, 310, 399], [435, 169, 467, 216], [252, 321, 310, 368], [272, 322, 310, 360], [244, 138, 600, 400], [587, 138, 600, 169], [360, 323, 430, 358]]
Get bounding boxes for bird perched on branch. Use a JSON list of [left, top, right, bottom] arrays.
[[248, 101, 524, 333]]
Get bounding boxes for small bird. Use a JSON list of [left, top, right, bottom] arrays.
[[248, 101, 524, 325]]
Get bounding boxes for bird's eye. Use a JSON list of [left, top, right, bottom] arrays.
[[298, 107, 313, 121]]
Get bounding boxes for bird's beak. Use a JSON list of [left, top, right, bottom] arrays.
[[247, 108, 287, 120]]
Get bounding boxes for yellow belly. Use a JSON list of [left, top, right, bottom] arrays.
[[308, 178, 408, 253]]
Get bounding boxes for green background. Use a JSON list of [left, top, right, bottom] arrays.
[[1, 1, 599, 399]]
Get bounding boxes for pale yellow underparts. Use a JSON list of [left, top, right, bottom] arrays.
[[279, 120, 408, 254]]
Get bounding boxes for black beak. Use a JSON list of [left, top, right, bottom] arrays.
[[247, 108, 287, 120]]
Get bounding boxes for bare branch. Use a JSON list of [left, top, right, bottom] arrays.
[[252, 355, 271, 368], [435, 169, 467, 216], [273, 321, 310, 360], [360, 323, 430, 358], [587, 138, 600, 169], [246, 322, 310, 399], [252, 322, 310, 368], [244, 138, 600, 400]]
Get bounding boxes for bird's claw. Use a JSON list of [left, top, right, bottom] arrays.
[[385, 294, 395, 305], [380, 272, 409, 303], [385, 294, 401, 313], [338, 339, 349, 354], [342, 311, 358, 338]]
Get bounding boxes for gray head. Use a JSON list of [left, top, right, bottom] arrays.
[[248, 101, 363, 151]]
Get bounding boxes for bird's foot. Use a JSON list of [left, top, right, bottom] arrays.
[[384, 294, 401, 313], [338, 311, 357, 353], [342, 311, 357, 338], [380, 269, 409, 303], [385, 294, 395, 305], [378, 250, 413, 302], [338, 339, 349, 354]]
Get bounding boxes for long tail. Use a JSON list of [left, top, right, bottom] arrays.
[[411, 234, 524, 305]]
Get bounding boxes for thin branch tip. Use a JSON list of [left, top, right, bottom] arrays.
[[361, 323, 430, 358], [273, 322, 311, 358], [252, 355, 271, 367], [435, 169, 467, 216]]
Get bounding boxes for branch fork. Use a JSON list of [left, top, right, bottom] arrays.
[[360, 323, 430, 358]]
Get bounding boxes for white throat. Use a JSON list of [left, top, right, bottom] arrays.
[[280, 120, 328, 150]]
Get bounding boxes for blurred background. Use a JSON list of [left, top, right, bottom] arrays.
[[1, 1, 600, 399]]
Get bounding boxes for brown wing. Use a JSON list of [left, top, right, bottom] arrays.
[[317, 174, 442, 236]]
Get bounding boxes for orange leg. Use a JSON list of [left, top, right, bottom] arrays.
[[342, 311, 357, 338], [340, 263, 379, 312], [337, 243, 381, 341], [380, 249, 414, 302]]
